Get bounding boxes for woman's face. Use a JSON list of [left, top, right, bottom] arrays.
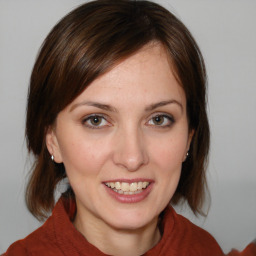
[[47, 43, 193, 231]]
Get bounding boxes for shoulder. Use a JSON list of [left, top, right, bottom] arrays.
[[165, 207, 223, 255], [2, 240, 27, 256], [227, 242, 256, 256], [3, 217, 62, 256]]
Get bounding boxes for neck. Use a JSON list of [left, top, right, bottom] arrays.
[[73, 210, 161, 256]]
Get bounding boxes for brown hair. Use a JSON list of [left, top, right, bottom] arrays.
[[26, 0, 209, 220]]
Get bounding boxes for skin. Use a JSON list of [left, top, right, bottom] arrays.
[[46, 43, 193, 255]]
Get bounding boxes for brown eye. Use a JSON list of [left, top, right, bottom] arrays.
[[153, 115, 164, 125], [90, 116, 103, 126], [83, 115, 108, 129], [148, 114, 174, 127]]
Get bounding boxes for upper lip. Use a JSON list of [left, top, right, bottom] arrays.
[[102, 178, 154, 184]]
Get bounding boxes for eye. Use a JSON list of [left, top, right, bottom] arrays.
[[82, 115, 109, 129], [147, 114, 174, 127]]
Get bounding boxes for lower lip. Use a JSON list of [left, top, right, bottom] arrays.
[[104, 183, 153, 203]]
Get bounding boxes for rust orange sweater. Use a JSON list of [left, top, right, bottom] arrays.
[[4, 197, 224, 256], [227, 243, 256, 256]]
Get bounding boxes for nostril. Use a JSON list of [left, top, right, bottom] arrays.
[[112, 130, 149, 171]]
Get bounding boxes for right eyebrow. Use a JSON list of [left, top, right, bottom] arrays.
[[145, 100, 183, 113], [69, 101, 117, 112]]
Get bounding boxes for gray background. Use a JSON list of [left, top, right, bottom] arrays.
[[0, 0, 255, 254]]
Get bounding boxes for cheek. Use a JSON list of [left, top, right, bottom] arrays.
[[149, 137, 185, 207], [150, 135, 187, 170], [57, 135, 110, 176]]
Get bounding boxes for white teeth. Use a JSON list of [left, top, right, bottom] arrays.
[[130, 183, 137, 192], [142, 182, 148, 188], [137, 182, 143, 190], [105, 181, 150, 194], [115, 182, 121, 190], [121, 182, 130, 192]]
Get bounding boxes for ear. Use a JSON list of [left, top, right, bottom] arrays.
[[183, 129, 195, 162], [45, 127, 63, 163], [187, 129, 194, 150]]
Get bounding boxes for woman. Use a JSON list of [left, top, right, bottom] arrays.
[[4, 0, 251, 255]]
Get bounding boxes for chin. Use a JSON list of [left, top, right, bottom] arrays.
[[103, 208, 159, 231]]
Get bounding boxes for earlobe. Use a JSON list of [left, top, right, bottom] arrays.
[[46, 127, 63, 163]]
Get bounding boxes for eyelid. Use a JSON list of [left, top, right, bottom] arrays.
[[82, 113, 112, 129], [146, 112, 175, 127]]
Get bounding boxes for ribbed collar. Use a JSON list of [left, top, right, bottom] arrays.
[[51, 196, 175, 256]]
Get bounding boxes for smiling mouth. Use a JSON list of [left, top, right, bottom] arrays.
[[104, 181, 150, 195]]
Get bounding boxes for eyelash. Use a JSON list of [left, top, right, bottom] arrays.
[[147, 113, 175, 128], [82, 114, 110, 129], [81, 113, 175, 129]]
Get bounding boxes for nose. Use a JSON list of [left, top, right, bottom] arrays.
[[113, 126, 149, 172]]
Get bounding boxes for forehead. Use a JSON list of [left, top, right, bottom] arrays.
[[68, 43, 186, 109]]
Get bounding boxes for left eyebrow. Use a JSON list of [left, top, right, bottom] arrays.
[[69, 101, 117, 112], [145, 100, 183, 112]]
